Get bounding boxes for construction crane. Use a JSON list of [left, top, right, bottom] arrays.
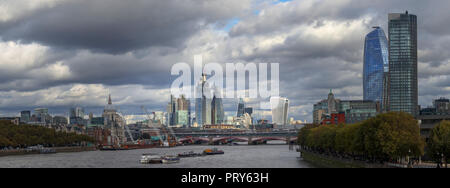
[[141, 106, 178, 147], [116, 109, 137, 144]]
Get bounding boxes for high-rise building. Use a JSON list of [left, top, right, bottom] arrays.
[[237, 98, 245, 117], [34, 108, 49, 123], [20, 111, 31, 123], [195, 74, 212, 126], [211, 94, 224, 124], [167, 95, 177, 126], [388, 11, 418, 116], [433, 98, 450, 114], [271, 97, 289, 125], [244, 107, 253, 116], [174, 95, 191, 127], [70, 107, 85, 125], [363, 27, 389, 110]]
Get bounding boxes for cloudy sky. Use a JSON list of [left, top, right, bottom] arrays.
[[0, 0, 449, 122]]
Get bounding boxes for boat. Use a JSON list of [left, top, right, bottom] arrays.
[[203, 148, 225, 155], [99, 145, 126, 151], [140, 154, 163, 164], [162, 155, 180, 164], [39, 148, 56, 154], [177, 151, 205, 158]]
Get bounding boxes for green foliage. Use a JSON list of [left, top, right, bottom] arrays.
[[0, 120, 94, 148], [428, 121, 450, 164], [298, 112, 425, 161]]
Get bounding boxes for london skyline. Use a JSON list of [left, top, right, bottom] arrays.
[[0, 0, 449, 123]]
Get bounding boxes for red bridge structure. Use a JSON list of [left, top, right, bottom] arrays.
[[175, 131, 298, 145]]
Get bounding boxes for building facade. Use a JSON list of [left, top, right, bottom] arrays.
[[237, 98, 245, 117], [313, 90, 380, 125], [195, 74, 212, 126], [271, 97, 289, 126], [388, 11, 418, 116], [211, 95, 224, 125], [363, 27, 389, 110], [20, 111, 31, 123]]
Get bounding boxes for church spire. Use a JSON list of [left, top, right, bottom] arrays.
[[108, 94, 112, 105]]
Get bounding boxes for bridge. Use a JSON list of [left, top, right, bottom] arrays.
[[174, 131, 298, 145]]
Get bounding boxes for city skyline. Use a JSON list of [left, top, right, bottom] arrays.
[[1, 1, 450, 123]]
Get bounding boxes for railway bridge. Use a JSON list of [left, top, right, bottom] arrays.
[[175, 131, 298, 145]]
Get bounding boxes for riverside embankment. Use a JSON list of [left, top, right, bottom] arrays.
[[0, 146, 97, 157], [300, 150, 439, 168], [300, 150, 386, 168]]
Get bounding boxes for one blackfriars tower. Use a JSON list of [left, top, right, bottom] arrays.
[[388, 11, 418, 116], [363, 27, 389, 111]]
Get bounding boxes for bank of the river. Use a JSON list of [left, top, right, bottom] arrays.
[[300, 150, 387, 168], [0, 146, 97, 157]]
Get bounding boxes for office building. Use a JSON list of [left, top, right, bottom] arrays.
[[237, 98, 245, 117], [271, 97, 289, 126], [363, 27, 389, 110], [20, 111, 31, 123], [388, 11, 418, 116]]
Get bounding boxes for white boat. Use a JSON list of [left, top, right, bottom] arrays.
[[140, 154, 163, 164], [162, 156, 180, 164]]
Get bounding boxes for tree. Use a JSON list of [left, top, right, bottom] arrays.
[[428, 121, 450, 168]]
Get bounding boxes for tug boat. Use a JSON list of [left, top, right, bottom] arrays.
[[203, 148, 225, 155]]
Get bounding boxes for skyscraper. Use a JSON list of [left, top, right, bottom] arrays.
[[195, 74, 212, 126], [211, 94, 224, 124], [363, 27, 389, 110], [70, 107, 85, 125], [271, 97, 289, 126], [20, 111, 31, 123], [237, 98, 245, 117], [167, 95, 177, 126], [388, 11, 418, 116], [176, 95, 191, 127]]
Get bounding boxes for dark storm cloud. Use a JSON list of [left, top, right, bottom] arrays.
[[0, 0, 249, 54], [223, 0, 450, 121], [1, 0, 449, 121]]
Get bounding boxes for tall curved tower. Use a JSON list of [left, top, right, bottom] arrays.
[[363, 27, 389, 109]]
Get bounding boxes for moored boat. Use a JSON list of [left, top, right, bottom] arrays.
[[162, 155, 180, 164], [140, 154, 163, 164], [177, 151, 205, 158], [203, 148, 225, 155]]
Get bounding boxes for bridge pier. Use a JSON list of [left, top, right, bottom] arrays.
[[208, 136, 214, 145], [248, 136, 253, 145]]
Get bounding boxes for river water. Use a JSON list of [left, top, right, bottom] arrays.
[[0, 143, 314, 168]]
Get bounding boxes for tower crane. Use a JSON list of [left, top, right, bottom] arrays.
[[141, 106, 178, 147]]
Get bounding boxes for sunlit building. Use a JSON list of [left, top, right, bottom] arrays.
[[271, 97, 289, 126]]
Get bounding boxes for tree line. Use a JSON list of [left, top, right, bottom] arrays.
[[298, 112, 426, 163], [427, 120, 450, 167], [0, 120, 94, 149]]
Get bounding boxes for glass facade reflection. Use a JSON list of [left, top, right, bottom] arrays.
[[388, 12, 418, 116], [363, 27, 389, 109]]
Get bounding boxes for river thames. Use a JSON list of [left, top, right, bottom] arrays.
[[0, 143, 315, 168]]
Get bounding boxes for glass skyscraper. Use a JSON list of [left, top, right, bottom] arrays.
[[195, 74, 212, 126], [388, 11, 418, 116], [237, 98, 245, 117], [363, 27, 389, 109], [270, 97, 289, 126]]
